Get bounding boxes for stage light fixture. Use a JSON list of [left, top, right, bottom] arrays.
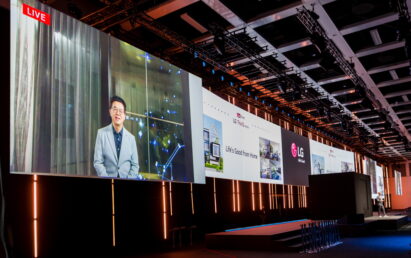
[[213, 32, 226, 55], [318, 106, 326, 117], [292, 89, 301, 101], [318, 54, 336, 69], [308, 9, 320, 20], [327, 110, 333, 122], [277, 84, 285, 93], [310, 33, 327, 53]]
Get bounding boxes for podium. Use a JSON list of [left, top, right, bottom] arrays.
[[309, 172, 372, 221]]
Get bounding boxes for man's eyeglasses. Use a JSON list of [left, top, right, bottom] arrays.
[[111, 107, 125, 115]]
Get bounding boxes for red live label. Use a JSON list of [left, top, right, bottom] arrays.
[[22, 3, 51, 25]]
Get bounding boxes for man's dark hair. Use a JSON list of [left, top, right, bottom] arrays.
[[110, 96, 126, 111]]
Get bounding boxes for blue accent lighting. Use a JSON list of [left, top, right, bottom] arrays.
[[225, 219, 308, 232]]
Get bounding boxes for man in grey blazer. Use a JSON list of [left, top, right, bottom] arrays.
[[94, 96, 141, 179]]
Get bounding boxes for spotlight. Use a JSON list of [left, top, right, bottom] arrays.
[[341, 121, 347, 130], [403, 137, 409, 146], [310, 33, 327, 53], [318, 106, 326, 117], [327, 110, 333, 121], [277, 83, 285, 93], [318, 54, 336, 68], [308, 9, 320, 20], [347, 126, 354, 135], [213, 33, 225, 55], [292, 89, 301, 100]]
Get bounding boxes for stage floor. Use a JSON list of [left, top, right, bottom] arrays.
[[208, 219, 311, 236], [206, 219, 312, 251], [365, 215, 407, 222]]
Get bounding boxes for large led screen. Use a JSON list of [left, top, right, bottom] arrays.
[[309, 140, 355, 175], [202, 89, 283, 184], [281, 129, 311, 186], [395, 170, 403, 196], [376, 165, 384, 198], [10, 0, 205, 183], [363, 157, 378, 198]]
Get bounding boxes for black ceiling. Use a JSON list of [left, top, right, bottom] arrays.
[[40, 0, 411, 161]]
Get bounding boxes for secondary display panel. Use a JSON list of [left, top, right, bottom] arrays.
[[309, 140, 355, 175], [10, 0, 205, 183], [376, 165, 385, 198], [363, 157, 378, 198], [395, 170, 403, 196], [281, 129, 311, 186], [202, 89, 284, 184]]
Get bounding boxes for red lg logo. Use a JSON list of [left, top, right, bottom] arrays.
[[291, 143, 304, 158], [291, 143, 297, 158], [22, 4, 51, 26]]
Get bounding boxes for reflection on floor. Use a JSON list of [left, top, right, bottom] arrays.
[[121, 218, 411, 258]]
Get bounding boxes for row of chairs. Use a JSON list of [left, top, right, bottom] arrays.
[[169, 225, 197, 248], [301, 220, 341, 253]]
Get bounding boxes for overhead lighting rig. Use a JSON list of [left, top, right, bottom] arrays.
[[297, 5, 411, 158]]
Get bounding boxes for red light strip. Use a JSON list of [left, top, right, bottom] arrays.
[[33, 175, 38, 258], [251, 182, 255, 211], [236, 180, 240, 212], [268, 184, 272, 210], [169, 182, 173, 216], [111, 179, 116, 247], [213, 178, 217, 214], [190, 183, 195, 214], [162, 181, 167, 239], [258, 183, 262, 210]]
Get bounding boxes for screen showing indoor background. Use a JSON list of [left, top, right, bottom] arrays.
[[10, 0, 204, 183]]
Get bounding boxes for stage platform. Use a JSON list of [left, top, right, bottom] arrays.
[[337, 214, 409, 237], [364, 215, 408, 230], [206, 219, 311, 251]]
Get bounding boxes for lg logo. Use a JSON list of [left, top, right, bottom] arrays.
[[291, 143, 304, 158]]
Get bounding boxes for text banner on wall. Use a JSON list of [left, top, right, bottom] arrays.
[[363, 157, 378, 198], [202, 89, 283, 184], [309, 140, 355, 175]]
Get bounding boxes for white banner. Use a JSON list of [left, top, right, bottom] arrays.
[[202, 89, 283, 184], [395, 170, 403, 196], [375, 165, 384, 198], [309, 140, 355, 175]]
